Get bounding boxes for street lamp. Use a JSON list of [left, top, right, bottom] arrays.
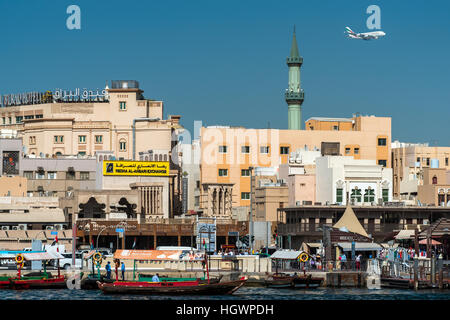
[[96, 226, 108, 250]]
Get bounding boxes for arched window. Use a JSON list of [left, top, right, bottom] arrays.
[[149, 154, 153, 161], [163, 154, 167, 161], [119, 139, 127, 152], [432, 176, 437, 185], [99, 155, 103, 162]]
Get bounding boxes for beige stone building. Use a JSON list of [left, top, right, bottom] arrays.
[[417, 168, 450, 206], [0, 80, 180, 160], [0, 176, 27, 196], [392, 142, 450, 200], [199, 114, 391, 218]]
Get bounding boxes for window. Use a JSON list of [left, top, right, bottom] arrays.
[[336, 188, 343, 203], [417, 157, 420, 163], [378, 160, 387, 167], [95, 135, 103, 144], [8, 117, 12, 124], [80, 172, 90, 180], [16, 116, 23, 123], [78, 152, 86, 156], [426, 158, 430, 166], [363, 188, 375, 203], [446, 158, 449, 166], [351, 188, 362, 202], [354, 148, 359, 154], [378, 138, 387, 146], [260, 146, 270, 154], [47, 172, 57, 180], [35, 114, 43, 119], [382, 189, 389, 202], [29, 136, 36, 145], [218, 146, 227, 153], [333, 125, 339, 130], [241, 146, 250, 154], [119, 140, 127, 151], [36, 172, 45, 179], [119, 101, 127, 110], [78, 135, 86, 143], [24, 115, 34, 120], [432, 176, 437, 185], [345, 147, 351, 154], [194, 196, 200, 207], [54, 136, 64, 143], [2, 117, 5, 125], [66, 172, 75, 180], [218, 169, 228, 177], [241, 192, 250, 200], [23, 171, 33, 179], [196, 180, 200, 189], [280, 146, 290, 155], [241, 169, 250, 177]]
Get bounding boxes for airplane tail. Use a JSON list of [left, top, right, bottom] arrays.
[[345, 26, 355, 34]]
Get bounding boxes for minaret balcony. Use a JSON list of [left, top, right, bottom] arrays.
[[285, 90, 305, 104], [286, 56, 303, 66]]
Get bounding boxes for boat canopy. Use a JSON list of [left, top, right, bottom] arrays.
[[23, 251, 64, 261], [270, 250, 304, 260], [337, 242, 382, 252], [114, 249, 205, 261]]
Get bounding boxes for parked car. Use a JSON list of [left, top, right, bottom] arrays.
[[56, 252, 83, 269]]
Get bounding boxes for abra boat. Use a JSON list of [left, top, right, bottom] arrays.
[[97, 278, 246, 295], [272, 273, 323, 289]]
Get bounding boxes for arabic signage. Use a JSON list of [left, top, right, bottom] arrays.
[[0, 88, 109, 108], [103, 160, 170, 177]]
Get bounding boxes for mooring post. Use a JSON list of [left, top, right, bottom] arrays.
[[438, 253, 443, 290], [431, 253, 436, 286], [413, 256, 418, 291]]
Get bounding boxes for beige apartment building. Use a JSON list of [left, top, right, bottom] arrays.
[[199, 114, 391, 217], [417, 167, 450, 206], [392, 143, 450, 200], [0, 80, 180, 160]]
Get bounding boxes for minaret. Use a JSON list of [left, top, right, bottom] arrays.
[[285, 26, 304, 130]]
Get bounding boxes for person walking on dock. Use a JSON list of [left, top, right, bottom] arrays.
[[356, 254, 362, 270], [105, 261, 112, 279], [121, 262, 125, 281]]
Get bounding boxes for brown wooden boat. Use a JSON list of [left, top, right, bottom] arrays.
[[97, 278, 246, 295], [271, 274, 323, 289]]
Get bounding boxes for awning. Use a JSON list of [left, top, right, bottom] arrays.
[[270, 250, 303, 260], [307, 243, 323, 248], [23, 251, 64, 261], [337, 242, 382, 252], [114, 250, 204, 261], [394, 229, 415, 240], [419, 239, 442, 245], [380, 243, 399, 249]]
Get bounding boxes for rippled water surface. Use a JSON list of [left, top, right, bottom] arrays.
[[0, 287, 449, 300]]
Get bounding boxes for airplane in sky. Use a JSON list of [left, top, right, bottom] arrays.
[[345, 27, 386, 40]]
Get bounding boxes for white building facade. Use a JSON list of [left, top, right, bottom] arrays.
[[315, 156, 393, 206]]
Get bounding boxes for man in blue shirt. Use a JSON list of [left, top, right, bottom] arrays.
[[105, 261, 112, 279], [121, 262, 125, 281], [341, 253, 347, 270], [152, 273, 160, 282]]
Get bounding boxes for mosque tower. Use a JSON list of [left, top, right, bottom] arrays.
[[285, 27, 304, 130]]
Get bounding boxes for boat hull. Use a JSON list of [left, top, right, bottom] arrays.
[[9, 276, 67, 290], [97, 279, 246, 295]]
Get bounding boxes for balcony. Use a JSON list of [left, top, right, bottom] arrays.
[[285, 90, 304, 104]]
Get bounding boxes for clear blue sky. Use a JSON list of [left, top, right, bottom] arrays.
[[1, 0, 449, 145]]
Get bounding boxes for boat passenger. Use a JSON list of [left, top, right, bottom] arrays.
[[152, 273, 160, 282], [121, 262, 126, 280], [105, 261, 112, 279]]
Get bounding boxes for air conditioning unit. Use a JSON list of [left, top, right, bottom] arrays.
[[1, 226, 10, 230], [46, 226, 54, 230], [18, 224, 27, 230], [54, 224, 64, 230], [12, 226, 19, 230], [295, 201, 301, 206]]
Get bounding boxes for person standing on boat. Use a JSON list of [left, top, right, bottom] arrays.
[[152, 273, 160, 282], [105, 261, 112, 279], [121, 262, 125, 281], [355, 254, 362, 270]]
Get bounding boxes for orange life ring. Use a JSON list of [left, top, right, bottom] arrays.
[[298, 252, 309, 262]]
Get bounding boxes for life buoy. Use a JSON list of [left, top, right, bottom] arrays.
[[298, 252, 309, 262], [15, 254, 24, 264], [93, 252, 102, 262]]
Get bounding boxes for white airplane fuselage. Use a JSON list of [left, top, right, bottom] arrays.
[[346, 27, 386, 40]]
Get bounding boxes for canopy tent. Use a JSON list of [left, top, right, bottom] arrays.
[[333, 205, 369, 238], [270, 250, 303, 260], [418, 239, 442, 245], [394, 229, 416, 240], [337, 242, 382, 252], [113, 249, 204, 261]]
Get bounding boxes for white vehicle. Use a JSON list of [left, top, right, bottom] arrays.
[[57, 252, 83, 270], [345, 26, 386, 40]]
